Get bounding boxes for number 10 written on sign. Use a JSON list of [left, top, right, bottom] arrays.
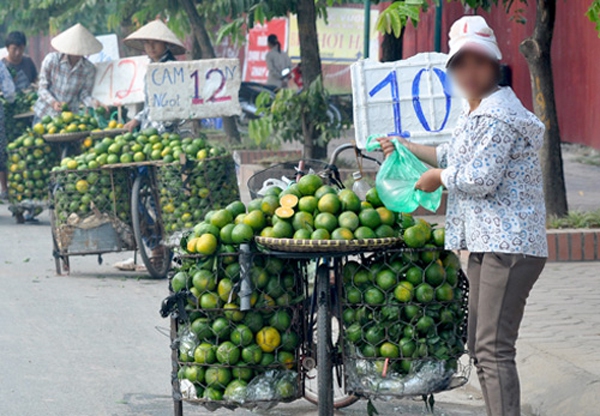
[[369, 68, 453, 138]]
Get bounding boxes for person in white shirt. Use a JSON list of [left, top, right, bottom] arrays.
[[378, 16, 547, 416]]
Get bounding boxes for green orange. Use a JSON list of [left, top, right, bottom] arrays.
[[314, 212, 338, 233], [317, 193, 341, 214], [297, 174, 323, 196]]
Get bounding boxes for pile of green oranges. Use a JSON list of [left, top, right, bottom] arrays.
[[172, 253, 302, 404], [341, 240, 466, 377], [6, 131, 57, 203]]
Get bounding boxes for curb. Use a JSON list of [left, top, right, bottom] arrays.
[[546, 229, 600, 262]]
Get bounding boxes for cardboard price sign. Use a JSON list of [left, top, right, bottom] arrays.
[[93, 56, 148, 106], [351, 53, 462, 148], [147, 58, 242, 121]]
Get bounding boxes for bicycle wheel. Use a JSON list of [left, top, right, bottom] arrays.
[[303, 313, 358, 409], [131, 173, 170, 279], [304, 275, 358, 409]]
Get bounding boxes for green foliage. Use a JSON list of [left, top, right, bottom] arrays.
[[213, 0, 342, 44], [547, 210, 600, 229], [249, 78, 341, 150], [587, 0, 600, 34], [375, 0, 429, 38]]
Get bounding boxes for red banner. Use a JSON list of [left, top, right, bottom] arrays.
[[243, 18, 288, 83]]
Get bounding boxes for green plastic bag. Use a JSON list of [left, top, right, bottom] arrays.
[[365, 135, 442, 213]]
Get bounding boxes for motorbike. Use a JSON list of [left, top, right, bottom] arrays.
[[236, 64, 342, 134]]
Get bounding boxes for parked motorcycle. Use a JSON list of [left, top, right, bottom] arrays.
[[236, 65, 342, 134]]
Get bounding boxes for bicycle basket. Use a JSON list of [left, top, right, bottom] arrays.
[[247, 159, 331, 199]]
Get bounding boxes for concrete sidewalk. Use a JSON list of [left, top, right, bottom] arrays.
[[1, 204, 598, 416]]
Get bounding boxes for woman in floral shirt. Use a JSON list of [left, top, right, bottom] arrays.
[[379, 16, 547, 416]]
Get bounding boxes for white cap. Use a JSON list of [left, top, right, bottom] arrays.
[[447, 16, 502, 67], [51, 23, 103, 56]]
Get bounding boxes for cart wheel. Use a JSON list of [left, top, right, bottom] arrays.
[[304, 287, 358, 409], [131, 174, 170, 279]]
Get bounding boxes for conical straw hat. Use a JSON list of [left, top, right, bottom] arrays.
[[51, 23, 103, 56], [124, 20, 186, 56]]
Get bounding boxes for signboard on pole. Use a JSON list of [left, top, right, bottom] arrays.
[[93, 56, 149, 106], [289, 7, 379, 64], [146, 58, 242, 121], [351, 53, 462, 148], [243, 18, 288, 83], [88, 34, 120, 63]]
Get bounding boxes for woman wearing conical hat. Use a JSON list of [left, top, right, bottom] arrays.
[[122, 20, 186, 133], [33, 23, 106, 122]]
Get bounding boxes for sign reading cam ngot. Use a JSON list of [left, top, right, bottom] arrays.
[[352, 53, 461, 148], [147, 59, 242, 121]]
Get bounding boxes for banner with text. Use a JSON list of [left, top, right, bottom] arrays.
[[351, 53, 462, 148], [243, 18, 288, 83], [289, 7, 379, 64], [147, 58, 242, 121], [93, 56, 148, 106]]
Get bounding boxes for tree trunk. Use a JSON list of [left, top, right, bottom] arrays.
[[519, 0, 568, 217], [178, 0, 241, 143], [380, 29, 405, 62], [296, 0, 326, 159]]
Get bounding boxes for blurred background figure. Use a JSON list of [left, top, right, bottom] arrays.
[[0, 60, 16, 200], [265, 34, 292, 89], [2, 31, 37, 92]]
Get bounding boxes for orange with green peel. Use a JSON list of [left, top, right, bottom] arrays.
[[314, 185, 337, 199], [314, 212, 338, 233], [365, 188, 383, 208], [338, 189, 361, 213], [317, 193, 341, 214], [354, 226, 377, 239], [376, 207, 395, 226], [272, 220, 294, 238], [311, 229, 330, 240], [331, 227, 354, 241], [394, 281, 414, 302], [292, 211, 314, 231], [359, 209, 382, 229], [298, 196, 318, 213], [231, 223, 254, 244], [338, 211, 359, 231], [297, 174, 323, 196], [294, 229, 312, 239]]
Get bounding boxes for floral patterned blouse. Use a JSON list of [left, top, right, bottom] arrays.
[[437, 87, 548, 257]]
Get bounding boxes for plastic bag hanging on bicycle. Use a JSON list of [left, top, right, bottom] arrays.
[[365, 135, 442, 213]]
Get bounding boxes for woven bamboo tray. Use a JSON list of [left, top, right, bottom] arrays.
[[90, 128, 128, 139], [255, 236, 402, 254], [43, 131, 90, 142]]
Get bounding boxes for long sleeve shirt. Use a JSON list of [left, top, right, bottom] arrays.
[[33, 52, 96, 119], [0, 61, 16, 103], [265, 49, 292, 88], [437, 87, 548, 257]]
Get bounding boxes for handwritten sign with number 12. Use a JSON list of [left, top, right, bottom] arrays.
[[351, 53, 462, 148], [147, 58, 242, 121]]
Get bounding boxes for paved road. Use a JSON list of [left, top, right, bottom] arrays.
[[2, 204, 599, 416]]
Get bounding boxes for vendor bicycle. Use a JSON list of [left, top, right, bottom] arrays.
[[247, 143, 383, 413], [248, 143, 469, 416]]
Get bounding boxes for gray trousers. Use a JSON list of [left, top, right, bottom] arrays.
[[467, 252, 546, 416]]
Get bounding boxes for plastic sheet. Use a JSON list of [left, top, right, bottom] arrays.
[[345, 353, 463, 398]]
